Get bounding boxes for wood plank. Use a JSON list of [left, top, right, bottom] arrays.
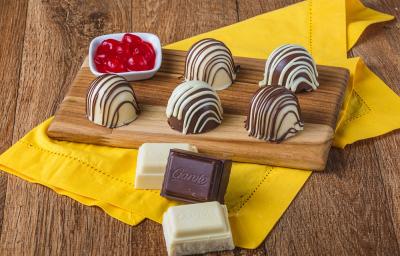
[[237, 0, 298, 20], [47, 49, 348, 171], [130, 0, 238, 45], [351, 0, 400, 246], [0, 0, 29, 235], [0, 0, 133, 255], [263, 142, 400, 255], [237, 0, 400, 254]]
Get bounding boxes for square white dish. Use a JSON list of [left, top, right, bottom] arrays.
[[88, 32, 162, 81]]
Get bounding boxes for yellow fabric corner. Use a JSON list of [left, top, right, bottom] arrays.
[[346, 0, 394, 50], [334, 58, 400, 147], [0, 0, 399, 250]]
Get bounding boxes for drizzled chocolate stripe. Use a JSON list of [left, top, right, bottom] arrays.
[[184, 38, 237, 90], [259, 44, 319, 93], [166, 81, 223, 134], [86, 74, 140, 128], [245, 86, 304, 142]]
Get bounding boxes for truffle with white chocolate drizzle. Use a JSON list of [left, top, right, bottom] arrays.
[[166, 80, 223, 134], [86, 74, 140, 128], [184, 38, 238, 90], [245, 86, 304, 142], [259, 44, 319, 92]]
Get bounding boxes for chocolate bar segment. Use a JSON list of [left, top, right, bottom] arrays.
[[160, 149, 231, 203], [162, 201, 235, 256]]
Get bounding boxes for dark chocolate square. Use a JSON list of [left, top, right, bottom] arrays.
[[160, 149, 231, 203]]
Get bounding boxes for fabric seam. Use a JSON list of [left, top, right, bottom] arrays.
[[19, 140, 135, 187], [308, 0, 313, 54], [341, 89, 372, 126], [18, 140, 274, 210], [235, 167, 273, 214], [20, 139, 158, 195]]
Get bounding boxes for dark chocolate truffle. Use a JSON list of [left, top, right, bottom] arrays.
[[259, 44, 319, 92], [184, 38, 237, 90], [245, 86, 304, 142], [86, 74, 140, 128], [166, 81, 223, 134]]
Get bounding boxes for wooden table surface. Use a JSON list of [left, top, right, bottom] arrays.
[[0, 0, 399, 255]]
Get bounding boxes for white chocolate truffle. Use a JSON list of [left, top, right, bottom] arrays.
[[245, 86, 304, 142], [184, 38, 237, 90], [166, 81, 223, 134], [86, 74, 140, 128], [259, 44, 319, 92]]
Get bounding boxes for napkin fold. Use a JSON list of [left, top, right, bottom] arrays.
[[1, 0, 399, 249]]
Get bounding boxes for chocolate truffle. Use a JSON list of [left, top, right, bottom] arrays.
[[259, 44, 319, 92], [86, 74, 140, 128], [245, 86, 304, 142], [166, 80, 223, 134], [184, 38, 237, 90]]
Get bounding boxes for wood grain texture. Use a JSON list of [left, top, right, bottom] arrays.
[[237, 0, 298, 20], [351, 0, 400, 247], [47, 49, 348, 170], [131, 0, 238, 45], [0, 0, 136, 255], [0, 0, 399, 255], [0, 0, 29, 234]]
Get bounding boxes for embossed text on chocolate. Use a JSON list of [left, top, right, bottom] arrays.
[[171, 168, 208, 185]]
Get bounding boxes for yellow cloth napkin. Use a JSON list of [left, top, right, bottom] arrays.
[[0, 0, 399, 249]]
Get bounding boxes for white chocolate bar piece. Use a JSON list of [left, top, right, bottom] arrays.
[[162, 201, 235, 256], [134, 143, 197, 189]]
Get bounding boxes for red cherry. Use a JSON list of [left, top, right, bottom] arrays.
[[131, 45, 141, 55], [127, 55, 149, 71], [95, 63, 108, 73], [94, 53, 107, 66], [115, 42, 131, 56], [116, 54, 129, 68], [142, 41, 155, 56], [139, 42, 156, 68], [122, 33, 142, 45], [97, 39, 121, 54], [105, 56, 127, 73], [94, 52, 108, 73]]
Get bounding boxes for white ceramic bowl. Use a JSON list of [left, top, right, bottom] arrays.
[[88, 32, 162, 81]]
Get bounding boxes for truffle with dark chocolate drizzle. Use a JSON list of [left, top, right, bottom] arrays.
[[245, 86, 304, 142], [166, 80, 223, 134], [259, 44, 319, 92], [86, 74, 140, 128], [184, 38, 238, 90]]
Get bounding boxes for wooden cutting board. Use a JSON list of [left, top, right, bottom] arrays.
[[47, 49, 349, 171]]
